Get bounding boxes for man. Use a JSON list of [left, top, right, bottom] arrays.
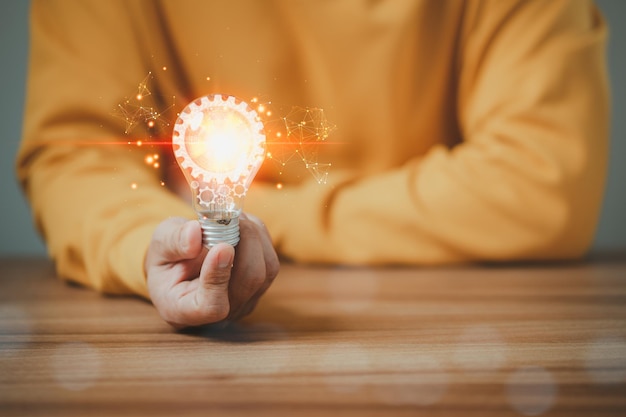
[[18, 0, 609, 327]]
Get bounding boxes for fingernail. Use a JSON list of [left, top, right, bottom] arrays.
[[217, 248, 234, 269]]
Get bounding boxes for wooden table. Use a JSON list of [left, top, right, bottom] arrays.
[[1, 257, 625, 416]]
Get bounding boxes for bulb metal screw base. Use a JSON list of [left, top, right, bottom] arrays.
[[198, 216, 240, 248]]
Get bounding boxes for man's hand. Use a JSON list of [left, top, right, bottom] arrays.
[[145, 215, 279, 329]]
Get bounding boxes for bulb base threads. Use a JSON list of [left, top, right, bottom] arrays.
[[198, 216, 240, 248]]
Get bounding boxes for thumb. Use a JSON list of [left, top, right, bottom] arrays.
[[194, 243, 235, 321], [152, 218, 202, 265]]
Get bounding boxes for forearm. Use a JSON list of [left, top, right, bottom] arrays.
[[247, 0, 609, 265], [247, 145, 602, 266], [19, 144, 194, 297]]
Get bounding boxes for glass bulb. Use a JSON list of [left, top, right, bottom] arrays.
[[172, 94, 266, 247]]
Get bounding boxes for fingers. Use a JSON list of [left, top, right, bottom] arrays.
[[146, 218, 207, 317], [247, 213, 281, 284], [242, 214, 280, 305], [147, 214, 278, 328], [227, 214, 280, 320], [186, 243, 235, 323], [150, 218, 203, 266]]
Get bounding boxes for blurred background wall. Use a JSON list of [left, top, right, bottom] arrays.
[[1, 0, 624, 257]]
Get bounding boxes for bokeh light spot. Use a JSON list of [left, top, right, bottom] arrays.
[[51, 341, 102, 391], [452, 324, 507, 375], [584, 335, 626, 384], [506, 365, 557, 416]]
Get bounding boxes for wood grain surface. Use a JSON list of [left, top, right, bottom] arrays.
[[1, 257, 625, 416]]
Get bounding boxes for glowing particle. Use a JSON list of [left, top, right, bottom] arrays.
[[153, 153, 159, 160], [145, 155, 154, 164], [276, 183, 283, 190], [162, 66, 167, 71], [160, 181, 165, 186], [153, 162, 160, 168], [206, 76, 211, 81], [136, 94, 143, 101], [266, 111, 272, 116], [136, 140, 143, 147], [251, 97, 258, 103], [131, 183, 137, 189], [266, 152, 272, 159], [258, 104, 266, 113], [147, 120, 155, 128], [276, 132, 282, 138]]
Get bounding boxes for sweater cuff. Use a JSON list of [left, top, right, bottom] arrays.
[[245, 171, 355, 261], [108, 222, 157, 299]]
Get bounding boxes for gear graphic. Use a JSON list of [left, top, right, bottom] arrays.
[[172, 94, 266, 187], [196, 185, 214, 208]]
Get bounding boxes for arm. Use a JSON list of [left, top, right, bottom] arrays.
[[17, 0, 189, 297], [18, 0, 278, 308], [246, 0, 609, 264], [16, 0, 281, 324]]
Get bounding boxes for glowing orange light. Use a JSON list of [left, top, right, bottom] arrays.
[[276, 183, 283, 190], [183, 110, 257, 174], [153, 162, 160, 168], [162, 66, 167, 71], [147, 120, 155, 128], [131, 183, 137, 189], [145, 155, 154, 164], [276, 132, 282, 138], [136, 140, 143, 147], [136, 94, 143, 101], [172, 94, 266, 247], [160, 181, 165, 186], [258, 104, 265, 113], [266, 111, 272, 117]]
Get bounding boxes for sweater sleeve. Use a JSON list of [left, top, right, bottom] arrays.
[[17, 0, 194, 297], [245, 0, 609, 264]]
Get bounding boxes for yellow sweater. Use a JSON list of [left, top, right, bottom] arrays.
[[18, 0, 609, 298]]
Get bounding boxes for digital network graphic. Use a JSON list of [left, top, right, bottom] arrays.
[[112, 71, 336, 189]]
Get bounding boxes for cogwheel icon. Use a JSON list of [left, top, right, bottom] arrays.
[[196, 185, 214, 207], [232, 183, 246, 198], [171, 94, 266, 184]]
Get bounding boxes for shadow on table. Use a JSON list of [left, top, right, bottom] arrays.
[[178, 301, 333, 343]]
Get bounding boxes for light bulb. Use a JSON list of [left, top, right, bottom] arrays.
[[172, 94, 266, 247]]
